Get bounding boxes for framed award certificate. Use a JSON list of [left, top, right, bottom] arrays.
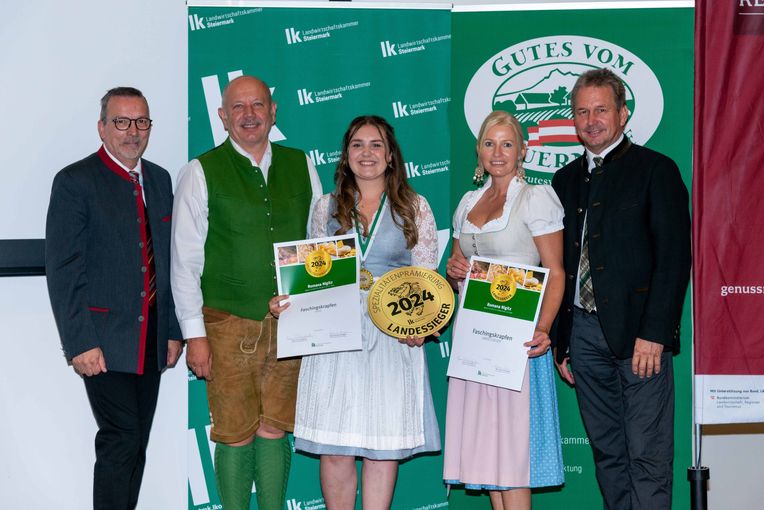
[[447, 256, 549, 391], [273, 234, 362, 358]]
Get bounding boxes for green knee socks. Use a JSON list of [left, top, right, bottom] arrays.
[[253, 435, 292, 510], [214, 442, 256, 510], [214, 436, 291, 510]]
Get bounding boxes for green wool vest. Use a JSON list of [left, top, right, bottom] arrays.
[[199, 139, 311, 320]]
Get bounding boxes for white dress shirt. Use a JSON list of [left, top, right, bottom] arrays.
[[573, 134, 625, 309]]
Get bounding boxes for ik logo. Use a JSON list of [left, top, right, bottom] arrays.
[[405, 162, 420, 178], [309, 149, 326, 166], [287, 499, 303, 510], [392, 101, 409, 118], [380, 41, 397, 57], [298, 89, 314, 105], [200, 71, 287, 144], [285, 27, 302, 44], [188, 14, 206, 31]]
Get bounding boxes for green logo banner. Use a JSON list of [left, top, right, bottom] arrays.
[[188, 4, 451, 510], [188, 5, 452, 231], [450, 5, 693, 197], [451, 5, 694, 509], [187, 3, 692, 509]]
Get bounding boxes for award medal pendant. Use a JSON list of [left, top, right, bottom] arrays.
[[368, 266, 455, 339], [359, 267, 374, 290], [305, 248, 332, 278], [355, 193, 387, 292]]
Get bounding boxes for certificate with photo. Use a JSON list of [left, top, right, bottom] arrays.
[[274, 234, 362, 358], [447, 256, 549, 391]]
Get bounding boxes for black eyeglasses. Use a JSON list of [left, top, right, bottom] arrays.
[[111, 117, 153, 131]]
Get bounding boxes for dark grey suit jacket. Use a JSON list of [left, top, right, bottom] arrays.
[[551, 139, 691, 361], [46, 147, 181, 374]]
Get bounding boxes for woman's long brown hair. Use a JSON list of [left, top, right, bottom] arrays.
[[332, 115, 419, 249]]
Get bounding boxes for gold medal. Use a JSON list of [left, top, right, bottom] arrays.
[[305, 249, 332, 278], [359, 267, 374, 290], [490, 273, 516, 302], [368, 266, 455, 339]]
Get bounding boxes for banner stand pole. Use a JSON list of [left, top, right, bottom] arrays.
[[688, 423, 709, 510]]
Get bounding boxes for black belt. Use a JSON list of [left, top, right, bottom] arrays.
[[574, 306, 597, 316]]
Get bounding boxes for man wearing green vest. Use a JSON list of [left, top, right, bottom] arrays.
[[171, 75, 322, 510]]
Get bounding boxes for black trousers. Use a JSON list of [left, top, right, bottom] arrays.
[[83, 308, 160, 510], [570, 308, 674, 510]]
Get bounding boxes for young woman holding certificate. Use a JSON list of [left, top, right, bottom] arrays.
[[270, 115, 440, 509], [443, 111, 566, 509]]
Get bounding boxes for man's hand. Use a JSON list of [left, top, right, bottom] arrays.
[[269, 294, 290, 319], [186, 337, 213, 380], [72, 347, 107, 377], [553, 348, 575, 385], [632, 337, 664, 378], [166, 340, 184, 368]]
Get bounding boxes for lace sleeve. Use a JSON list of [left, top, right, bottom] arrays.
[[309, 194, 332, 238], [411, 195, 438, 270]]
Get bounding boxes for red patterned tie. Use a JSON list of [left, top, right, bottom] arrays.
[[129, 171, 157, 305]]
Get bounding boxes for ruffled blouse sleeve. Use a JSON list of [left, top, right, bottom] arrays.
[[521, 184, 564, 237]]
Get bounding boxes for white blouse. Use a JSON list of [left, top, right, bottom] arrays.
[[452, 177, 564, 239]]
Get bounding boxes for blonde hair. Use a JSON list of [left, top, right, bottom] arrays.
[[474, 110, 526, 183]]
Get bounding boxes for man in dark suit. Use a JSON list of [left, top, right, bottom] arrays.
[[46, 87, 183, 510], [551, 68, 691, 509]]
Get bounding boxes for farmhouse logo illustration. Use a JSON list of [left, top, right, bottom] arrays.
[[464, 35, 663, 175]]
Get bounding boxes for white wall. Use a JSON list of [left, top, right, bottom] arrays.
[[703, 424, 764, 509], [0, 1, 760, 509], [0, 1, 187, 508]]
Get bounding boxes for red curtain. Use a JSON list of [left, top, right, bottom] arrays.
[[693, 0, 764, 375]]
